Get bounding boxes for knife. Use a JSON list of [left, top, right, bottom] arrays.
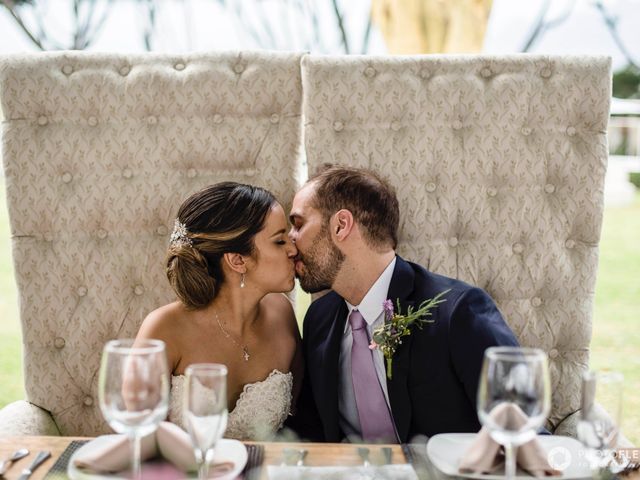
[[17, 450, 50, 480]]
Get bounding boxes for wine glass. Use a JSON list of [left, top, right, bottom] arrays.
[[577, 370, 624, 472], [98, 339, 169, 479], [184, 363, 229, 480], [477, 347, 551, 480]]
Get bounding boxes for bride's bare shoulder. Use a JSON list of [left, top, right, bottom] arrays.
[[138, 302, 192, 339], [261, 293, 297, 333]]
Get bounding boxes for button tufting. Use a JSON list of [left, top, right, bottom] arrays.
[[544, 183, 556, 194], [157, 225, 168, 236], [549, 348, 559, 359], [565, 239, 576, 249], [62, 172, 73, 184], [174, 62, 185, 71], [481, 67, 492, 78], [84, 396, 94, 407], [364, 66, 376, 78], [540, 67, 552, 79], [187, 168, 197, 179], [234, 63, 245, 74], [62, 65, 73, 75], [122, 168, 133, 179], [333, 121, 344, 132], [390, 121, 401, 132], [425, 182, 436, 193], [531, 297, 543, 307], [452, 120, 463, 130], [54, 337, 65, 349], [487, 187, 497, 197], [37, 115, 48, 126], [270, 113, 280, 124], [77, 286, 88, 297], [448, 237, 459, 248], [213, 114, 223, 124], [512, 242, 524, 255], [119, 65, 131, 76], [88, 116, 98, 127], [97, 229, 108, 240], [521, 127, 532, 136], [420, 68, 430, 80], [566, 126, 576, 137], [134, 285, 145, 296], [147, 115, 158, 125]]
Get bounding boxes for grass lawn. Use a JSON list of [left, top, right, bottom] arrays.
[[0, 180, 637, 444]]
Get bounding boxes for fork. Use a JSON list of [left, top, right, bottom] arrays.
[[357, 447, 371, 467]]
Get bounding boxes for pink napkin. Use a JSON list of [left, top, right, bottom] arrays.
[[459, 403, 561, 477], [73, 421, 234, 475]]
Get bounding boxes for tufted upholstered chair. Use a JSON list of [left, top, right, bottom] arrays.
[[301, 54, 612, 437], [0, 51, 304, 436]]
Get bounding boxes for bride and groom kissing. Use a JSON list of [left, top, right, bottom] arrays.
[[135, 164, 518, 443]]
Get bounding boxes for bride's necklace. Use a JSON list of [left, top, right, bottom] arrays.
[[214, 310, 250, 361]]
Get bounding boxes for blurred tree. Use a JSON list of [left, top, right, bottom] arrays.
[[370, 0, 493, 54], [613, 65, 640, 99], [0, 0, 115, 50]]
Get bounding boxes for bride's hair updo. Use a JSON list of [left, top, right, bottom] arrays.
[[167, 182, 276, 309]]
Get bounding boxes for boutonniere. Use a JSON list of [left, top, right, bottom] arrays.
[[370, 289, 450, 379]]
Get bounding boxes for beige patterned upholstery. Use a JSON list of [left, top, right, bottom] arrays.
[[0, 51, 304, 436], [301, 54, 611, 434]]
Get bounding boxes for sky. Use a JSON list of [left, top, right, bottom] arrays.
[[0, 0, 639, 71]]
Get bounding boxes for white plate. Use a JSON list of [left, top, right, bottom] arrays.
[[68, 435, 247, 480], [426, 433, 592, 479]]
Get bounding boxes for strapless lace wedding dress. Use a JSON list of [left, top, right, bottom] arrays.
[[169, 369, 293, 441]]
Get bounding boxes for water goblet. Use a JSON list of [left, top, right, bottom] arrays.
[[477, 347, 551, 480], [184, 363, 229, 480], [577, 370, 624, 473], [98, 339, 170, 479]]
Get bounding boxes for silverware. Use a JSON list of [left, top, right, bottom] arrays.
[[0, 448, 29, 475], [381, 446, 393, 465], [17, 450, 50, 480], [281, 448, 307, 466], [357, 446, 371, 467]]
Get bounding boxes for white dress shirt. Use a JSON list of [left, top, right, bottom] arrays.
[[338, 256, 396, 441]]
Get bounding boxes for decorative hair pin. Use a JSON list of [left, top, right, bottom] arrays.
[[170, 219, 193, 247]]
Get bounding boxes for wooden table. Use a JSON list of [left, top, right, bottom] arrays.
[[0, 436, 411, 479]]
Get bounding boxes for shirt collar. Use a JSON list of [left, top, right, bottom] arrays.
[[344, 256, 397, 331]]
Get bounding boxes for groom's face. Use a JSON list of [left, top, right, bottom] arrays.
[[289, 183, 345, 293]]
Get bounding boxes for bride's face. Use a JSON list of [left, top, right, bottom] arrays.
[[245, 203, 297, 293]]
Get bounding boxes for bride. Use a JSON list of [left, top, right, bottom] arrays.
[[135, 182, 301, 441]]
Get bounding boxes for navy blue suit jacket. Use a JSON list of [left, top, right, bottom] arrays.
[[287, 256, 520, 442]]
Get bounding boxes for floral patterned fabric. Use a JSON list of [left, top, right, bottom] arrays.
[[301, 54, 611, 433], [0, 51, 304, 436]]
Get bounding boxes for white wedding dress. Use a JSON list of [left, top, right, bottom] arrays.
[[169, 369, 293, 441]]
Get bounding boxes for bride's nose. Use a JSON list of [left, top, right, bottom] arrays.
[[286, 238, 297, 257]]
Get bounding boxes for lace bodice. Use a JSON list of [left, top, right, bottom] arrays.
[[169, 369, 293, 441]]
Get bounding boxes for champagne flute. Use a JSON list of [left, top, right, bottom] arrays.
[[98, 339, 169, 479], [477, 347, 551, 480], [577, 370, 624, 472], [184, 363, 229, 480]]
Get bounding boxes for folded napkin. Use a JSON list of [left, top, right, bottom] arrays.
[[267, 464, 418, 480], [73, 421, 233, 475], [459, 403, 561, 477]]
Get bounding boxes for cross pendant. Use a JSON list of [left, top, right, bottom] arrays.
[[242, 347, 250, 361]]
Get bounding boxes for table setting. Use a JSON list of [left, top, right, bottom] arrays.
[[0, 343, 637, 480]]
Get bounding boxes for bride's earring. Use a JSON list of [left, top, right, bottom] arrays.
[[240, 273, 245, 289]]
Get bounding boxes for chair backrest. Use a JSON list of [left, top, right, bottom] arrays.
[[0, 51, 304, 436], [301, 54, 611, 430]]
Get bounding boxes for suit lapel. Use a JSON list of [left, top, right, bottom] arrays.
[[385, 257, 416, 442]]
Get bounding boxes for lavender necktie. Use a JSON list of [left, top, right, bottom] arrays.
[[349, 309, 397, 442]]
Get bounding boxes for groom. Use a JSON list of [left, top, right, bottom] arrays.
[[286, 165, 519, 443]]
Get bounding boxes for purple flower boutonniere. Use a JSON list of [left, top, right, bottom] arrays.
[[370, 289, 450, 379]]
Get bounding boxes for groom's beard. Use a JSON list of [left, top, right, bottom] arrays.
[[296, 225, 345, 293]]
